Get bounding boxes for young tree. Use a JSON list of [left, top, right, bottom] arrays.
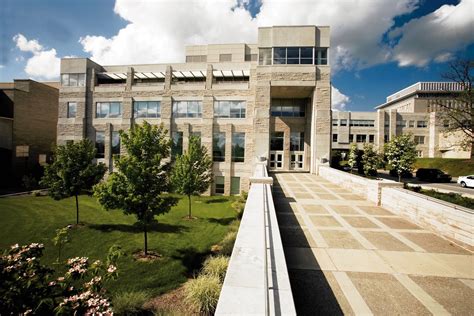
[[171, 135, 213, 219], [384, 134, 417, 182], [94, 122, 178, 255], [361, 143, 380, 177], [40, 140, 106, 225], [347, 143, 358, 173], [436, 59, 473, 158], [52, 227, 71, 263]]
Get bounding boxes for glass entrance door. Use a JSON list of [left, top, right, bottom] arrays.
[[290, 151, 304, 170], [269, 151, 284, 170]]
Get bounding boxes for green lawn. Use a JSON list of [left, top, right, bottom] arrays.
[[414, 158, 474, 177], [0, 194, 236, 297]]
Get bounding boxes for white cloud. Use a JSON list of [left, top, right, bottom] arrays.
[[389, 0, 474, 67], [331, 86, 350, 111], [13, 34, 60, 80], [79, 0, 418, 71]]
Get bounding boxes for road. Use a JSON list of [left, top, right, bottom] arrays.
[[377, 170, 474, 198]]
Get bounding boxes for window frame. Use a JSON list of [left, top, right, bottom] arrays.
[[67, 102, 77, 118], [171, 131, 184, 157], [290, 132, 304, 151], [133, 101, 161, 118], [214, 101, 246, 118], [96, 102, 122, 119], [95, 131, 105, 159], [213, 132, 226, 162], [172, 101, 202, 118], [231, 132, 245, 162], [215, 176, 225, 194]]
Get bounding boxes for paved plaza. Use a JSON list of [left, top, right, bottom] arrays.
[[272, 172, 474, 315]]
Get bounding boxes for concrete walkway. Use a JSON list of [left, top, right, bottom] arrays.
[[272, 172, 474, 315]]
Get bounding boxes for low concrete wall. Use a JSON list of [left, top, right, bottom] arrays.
[[318, 166, 403, 205], [381, 187, 474, 248], [216, 162, 296, 315]]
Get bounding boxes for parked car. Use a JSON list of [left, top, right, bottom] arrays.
[[389, 169, 413, 178], [457, 175, 474, 188], [416, 168, 452, 182]]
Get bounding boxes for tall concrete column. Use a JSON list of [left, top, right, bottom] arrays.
[[104, 123, 112, 171], [310, 83, 331, 174], [389, 110, 397, 140], [253, 83, 271, 165], [376, 110, 385, 150], [429, 111, 439, 158], [224, 124, 233, 195]]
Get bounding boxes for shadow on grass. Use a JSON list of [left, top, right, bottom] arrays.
[[172, 247, 211, 277], [206, 217, 235, 225], [204, 198, 228, 204], [89, 222, 188, 234]]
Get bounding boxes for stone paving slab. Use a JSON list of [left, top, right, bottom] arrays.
[[273, 172, 474, 316]]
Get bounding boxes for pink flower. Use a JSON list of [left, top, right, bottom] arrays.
[[107, 265, 117, 273]]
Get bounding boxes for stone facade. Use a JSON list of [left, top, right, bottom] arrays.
[[0, 80, 58, 186], [58, 25, 332, 195]]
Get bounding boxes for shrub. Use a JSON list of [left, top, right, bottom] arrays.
[[113, 291, 151, 316], [231, 191, 248, 219], [31, 190, 42, 197], [219, 231, 237, 256], [202, 256, 229, 282], [184, 275, 221, 315]]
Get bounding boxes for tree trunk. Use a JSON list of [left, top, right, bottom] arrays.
[[398, 174, 402, 183], [75, 194, 79, 225], [188, 194, 192, 219], [144, 221, 148, 255]]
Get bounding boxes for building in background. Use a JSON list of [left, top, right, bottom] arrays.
[[0, 80, 59, 188], [332, 82, 471, 159], [57, 25, 331, 195]]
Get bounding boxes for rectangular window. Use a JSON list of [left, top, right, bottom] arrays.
[[315, 48, 328, 65], [384, 135, 389, 143], [270, 132, 284, 151], [96, 102, 122, 118], [112, 131, 120, 157], [332, 119, 338, 126], [414, 136, 425, 144], [230, 177, 240, 195], [215, 176, 225, 194], [219, 54, 232, 62], [272, 47, 314, 65], [332, 134, 338, 142], [408, 120, 415, 128], [172, 101, 202, 118], [133, 101, 160, 118], [350, 120, 375, 127], [259, 48, 272, 65], [186, 55, 207, 63], [273, 47, 287, 64], [214, 101, 246, 118], [290, 132, 304, 151], [384, 120, 390, 127], [340, 119, 347, 126], [61, 73, 86, 87], [213, 132, 226, 162], [172, 132, 183, 157], [349, 134, 354, 143], [417, 121, 427, 128], [232, 132, 245, 162], [369, 135, 375, 143], [271, 98, 306, 117], [356, 134, 367, 143], [95, 131, 105, 159], [67, 102, 77, 118], [397, 120, 406, 127]]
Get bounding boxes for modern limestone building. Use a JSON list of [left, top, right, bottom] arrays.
[[332, 81, 471, 159], [0, 80, 59, 188], [57, 25, 331, 195]]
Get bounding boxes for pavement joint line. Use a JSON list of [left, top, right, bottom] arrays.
[[275, 174, 329, 248], [353, 205, 427, 253], [393, 273, 451, 315], [332, 271, 373, 315], [295, 176, 378, 250], [459, 279, 474, 290]]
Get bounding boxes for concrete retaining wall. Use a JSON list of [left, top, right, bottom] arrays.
[[381, 187, 474, 248]]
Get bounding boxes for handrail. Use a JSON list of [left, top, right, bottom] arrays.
[[263, 182, 270, 316]]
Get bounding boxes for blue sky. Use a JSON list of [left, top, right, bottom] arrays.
[[1, 0, 473, 111]]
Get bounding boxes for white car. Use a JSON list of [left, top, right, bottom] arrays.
[[457, 175, 474, 188]]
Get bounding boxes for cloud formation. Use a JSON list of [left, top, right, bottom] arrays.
[[389, 0, 474, 67], [13, 34, 60, 80], [331, 86, 350, 111]]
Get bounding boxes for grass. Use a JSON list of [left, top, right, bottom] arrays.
[[414, 158, 474, 177], [0, 194, 236, 297], [407, 186, 474, 209]]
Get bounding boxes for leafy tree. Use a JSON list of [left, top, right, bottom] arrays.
[[436, 59, 473, 158], [52, 227, 71, 263], [384, 134, 417, 182], [347, 143, 358, 173], [40, 140, 106, 225], [361, 143, 380, 177], [171, 135, 213, 219], [94, 122, 178, 255]]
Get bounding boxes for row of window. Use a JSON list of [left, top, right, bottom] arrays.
[[331, 134, 425, 145], [259, 47, 328, 65], [270, 132, 304, 151], [396, 120, 428, 128], [270, 99, 307, 117], [61, 73, 86, 87], [95, 131, 121, 159], [332, 119, 375, 127], [215, 176, 240, 195]]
